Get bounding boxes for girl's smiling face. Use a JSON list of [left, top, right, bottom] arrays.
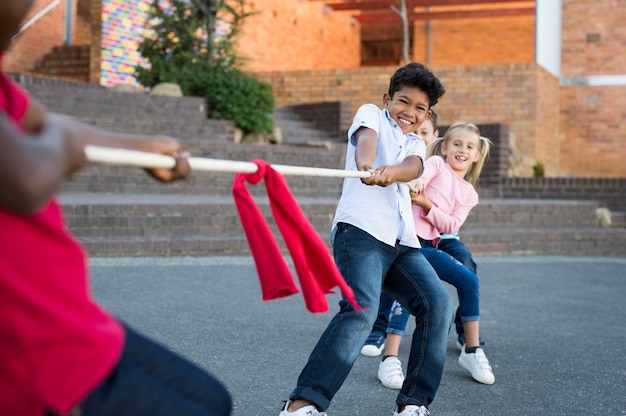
[[441, 129, 481, 177], [383, 86, 431, 135]]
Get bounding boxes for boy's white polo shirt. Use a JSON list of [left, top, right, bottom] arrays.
[[331, 104, 426, 248]]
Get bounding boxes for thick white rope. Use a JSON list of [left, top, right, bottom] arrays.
[[84, 145, 372, 179], [83, 145, 418, 191]]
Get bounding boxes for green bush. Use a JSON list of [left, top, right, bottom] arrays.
[[532, 163, 545, 178], [134, 0, 274, 135], [181, 63, 274, 134]]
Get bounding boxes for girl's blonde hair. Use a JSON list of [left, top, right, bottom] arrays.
[[426, 122, 492, 187]]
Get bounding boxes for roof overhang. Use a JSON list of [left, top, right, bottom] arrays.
[[310, 0, 536, 23]]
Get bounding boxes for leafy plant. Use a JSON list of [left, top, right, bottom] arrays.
[[533, 163, 545, 178], [134, 0, 274, 134], [181, 63, 274, 134]]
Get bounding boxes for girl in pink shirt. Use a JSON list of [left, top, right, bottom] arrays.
[[366, 122, 494, 388], [410, 122, 494, 384]]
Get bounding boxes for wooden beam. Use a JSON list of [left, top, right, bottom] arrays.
[[324, 0, 534, 12], [353, 6, 535, 23]]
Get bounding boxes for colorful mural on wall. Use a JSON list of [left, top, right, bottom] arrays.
[[101, 1, 233, 87], [101, 0, 151, 87]]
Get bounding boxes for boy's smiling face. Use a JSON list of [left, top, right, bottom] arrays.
[[383, 86, 431, 135], [0, 0, 35, 50]]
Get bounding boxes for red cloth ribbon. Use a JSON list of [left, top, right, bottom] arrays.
[[232, 159, 361, 313]]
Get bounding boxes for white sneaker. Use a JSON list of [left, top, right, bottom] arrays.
[[393, 405, 430, 416], [378, 356, 405, 389], [458, 347, 495, 385], [279, 401, 327, 416]]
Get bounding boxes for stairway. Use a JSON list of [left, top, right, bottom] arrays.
[[31, 45, 91, 83], [461, 199, 624, 256], [15, 75, 625, 258]]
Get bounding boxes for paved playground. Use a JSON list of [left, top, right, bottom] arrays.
[[89, 255, 626, 416]]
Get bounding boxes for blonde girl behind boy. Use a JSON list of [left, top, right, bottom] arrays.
[[409, 123, 495, 384]]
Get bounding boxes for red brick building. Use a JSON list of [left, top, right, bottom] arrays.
[[3, 0, 625, 178]]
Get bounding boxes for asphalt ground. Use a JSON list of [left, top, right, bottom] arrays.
[[89, 255, 626, 416]]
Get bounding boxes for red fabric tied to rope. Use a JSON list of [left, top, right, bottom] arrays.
[[232, 159, 362, 313]]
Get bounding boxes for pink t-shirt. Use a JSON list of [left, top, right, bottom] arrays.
[[0, 61, 124, 415], [412, 156, 478, 243]]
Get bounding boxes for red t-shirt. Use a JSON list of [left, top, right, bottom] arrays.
[[0, 61, 124, 415]]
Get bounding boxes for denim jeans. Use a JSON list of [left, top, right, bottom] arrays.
[[289, 223, 452, 410], [420, 247, 480, 322], [373, 291, 411, 337], [78, 324, 232, 416], [434, 238, 477, 274], [374, 238, 478, 344], [423, 238, 477, 334]]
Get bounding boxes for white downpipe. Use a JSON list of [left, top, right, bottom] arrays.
[[64, 0, 75, 45]]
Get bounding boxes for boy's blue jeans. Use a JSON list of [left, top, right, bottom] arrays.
[[78, 324, 232, 416], [289, 223, 452, 410]]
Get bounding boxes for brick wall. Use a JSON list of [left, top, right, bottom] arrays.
[[278, 101, 353, 140], [560, 85, 626, 177], [534, 64, 562, 176], [75, 0, 93, 45], [415, 15, 535, 65], [436, 63, 562, 178], [3, 0, 101, 82], [493, 176, 626, 212], [237, 1, 535, 72], [237, 0, 360, 72], [87, 0, 101, 84], [3, 0, 66, 73], [255, 62, 563, 177], [559, 0, 626, 177], [561, 0, 626, 76]]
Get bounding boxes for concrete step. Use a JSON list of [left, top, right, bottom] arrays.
[[463, 227, 626, 257], [59, 193, 336, 256], [24, 83, 209, 125], [273, 118, 329, 145], [19, 74, 342, 145], [58, 193, 626, 257], [462, 199, 599, 229]]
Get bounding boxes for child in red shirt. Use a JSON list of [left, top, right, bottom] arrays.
[[0, 2, 231, 415]]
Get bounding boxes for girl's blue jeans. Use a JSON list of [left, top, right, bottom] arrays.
[[289, 223, 452, 410], [374, 238, 479, 338], [423, 238, 478, 334], [78, 324, 232, 416]]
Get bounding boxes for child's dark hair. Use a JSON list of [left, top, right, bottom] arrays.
[[429, 109, 438, 130], [388, 62, 446, 108]]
